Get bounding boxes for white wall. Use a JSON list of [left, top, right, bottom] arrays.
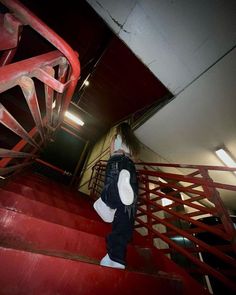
[[135, 49, 236, 167], [136, 49, 236, 208]]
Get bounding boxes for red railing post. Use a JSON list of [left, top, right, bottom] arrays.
[[88, 159, 236, 292], [200, 168, 236, 252], [144, 169, 155, 247], [0, 0, 81, 177]]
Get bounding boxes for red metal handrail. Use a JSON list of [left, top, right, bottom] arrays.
[[89, 160, 236, 292], [0, 0, 80, 176]]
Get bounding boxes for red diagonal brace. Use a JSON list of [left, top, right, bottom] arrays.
[[0, 103, 40, 149]]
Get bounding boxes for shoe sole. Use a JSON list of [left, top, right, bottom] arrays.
[[117, 169, 134, 205], [93, 198, 116, 223], [100, 254, 125, 269]]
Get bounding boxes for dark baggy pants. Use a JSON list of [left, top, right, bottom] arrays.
[[101, 154, 138, 265]]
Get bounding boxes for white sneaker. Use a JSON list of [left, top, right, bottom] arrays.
[[117, 169, 134, 205], [93, 197, 116, 223], [100, 254, 125, 269]]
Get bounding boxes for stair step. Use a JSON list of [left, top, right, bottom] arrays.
[[27, 173, 83, 195], [4, 181, 95, 214], [0, 188, 145, 245], [0, 176, 210, 295], [0, 207, 162, 274], [0, 247, 183, 295], [0, 189, 110, 237], [12, 175, 85, 201], [1, 183, 99, 220]]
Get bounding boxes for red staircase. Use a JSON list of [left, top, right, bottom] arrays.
[[0, 1, 235, 294], [0, 171, 211, 295]]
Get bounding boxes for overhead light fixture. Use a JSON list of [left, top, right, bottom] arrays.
[[215, 148, 236, 173], [65, 111, 84, 126]]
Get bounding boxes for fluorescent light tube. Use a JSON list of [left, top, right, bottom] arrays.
[[215, 148, 236, 172], [65, 111, 84, 126]]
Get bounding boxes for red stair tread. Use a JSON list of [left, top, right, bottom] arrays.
[[5, 179, 92, 209], [0, 247, 183, 295], [0, 189, 110, 237], [13, 173, 86, 199], [0, 174, 210, 295], [0, 207, 159, 274], [0, 184, 99, 220], [0, 188, 144, 245]]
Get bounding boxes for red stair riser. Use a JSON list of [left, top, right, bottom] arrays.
[[0, 190, 110, 237], [1, 185, 99, 219], [12, 177, 82, 201], [5, 180, 96, 213], [0, 208, 158, 272], [0, 188, 143, 244], [0, 247, 181, 295], [0, 208, 106, 259]]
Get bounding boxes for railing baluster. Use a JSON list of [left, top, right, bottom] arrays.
[[0, 103, 40, 149], [0, 148, 34, 158], [43, 66, 55, 133], [200, 168, 236, 252], [89, 160, 236, 292], [18, 76, 45, 143]]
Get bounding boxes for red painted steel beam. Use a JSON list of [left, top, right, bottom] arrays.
[[97, 160, 236, 174], [18, 76, 45, 142], [54, 60, 69, 127], [1, 0, 81, 124], [33, 66, 69, 93], [0, 50, 63, 93], [136, 161, 236, 172], [0, 161, 33, 176], [0, 148, 34, 158], [35, 158, 65, 174], [44, 66, 55, 130], [139, 168, 236, 192], [0, 103, 40, 149], [0, 127, 38, 168], [139, 179, 210, 199], [0, 47, 17, 66], [0, 13, 22, 51]]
